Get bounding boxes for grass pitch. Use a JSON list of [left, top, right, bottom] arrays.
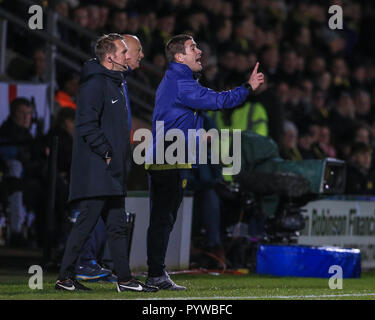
[[1, 269, 375, 300]]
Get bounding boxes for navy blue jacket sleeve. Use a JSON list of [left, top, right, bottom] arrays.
[[177, 78, 251, 111], [75, 76, 113, 158]]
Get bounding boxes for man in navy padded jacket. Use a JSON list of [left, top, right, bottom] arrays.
[[55, 33, 157, 293], [145, 34, 264, 290], [74, 34, 145, 284]]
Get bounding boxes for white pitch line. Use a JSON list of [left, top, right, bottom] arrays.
[[132, 293, 375, 300]]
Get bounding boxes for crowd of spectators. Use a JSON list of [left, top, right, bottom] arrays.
[[2, 0, 375, 254], [5, 0, 375, 182], [0, 97, 75, 248]]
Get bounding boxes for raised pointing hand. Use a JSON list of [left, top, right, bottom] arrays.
[[248, 62, 264, 91]]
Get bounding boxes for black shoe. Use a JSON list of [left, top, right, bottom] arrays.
[[116, 278, 159, 293], [146, 271, 186, 291], [55, 278, 92, 291], [76, 260, 111, 281]]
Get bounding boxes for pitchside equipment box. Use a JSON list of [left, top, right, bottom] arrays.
[[256, 244, 361, 278]]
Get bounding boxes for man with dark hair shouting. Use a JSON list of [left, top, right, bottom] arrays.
[[55, 33, 157, 293], [145, 34, 264, 290]]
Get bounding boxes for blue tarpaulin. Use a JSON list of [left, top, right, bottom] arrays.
[[256, 245, 361, 278]]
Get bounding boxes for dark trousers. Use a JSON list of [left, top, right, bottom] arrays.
[[77, 216, 107, 266], [58, 196, 131, 282], [147, 170, 186, 277], [193, 188, 222, 247]]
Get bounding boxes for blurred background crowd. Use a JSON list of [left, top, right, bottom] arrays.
[[1, 0, 375, 267]]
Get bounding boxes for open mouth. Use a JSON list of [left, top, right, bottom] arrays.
[[196, 57, 202, 65]]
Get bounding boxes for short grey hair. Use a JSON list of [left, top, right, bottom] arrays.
[[283, 120, 298, 135]]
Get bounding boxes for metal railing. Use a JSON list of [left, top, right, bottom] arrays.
[[0, 1, 162, 123], [0, 19, 7, 76]]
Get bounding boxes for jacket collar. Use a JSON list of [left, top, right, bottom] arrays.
[[122, 66, 132, 79], [168, 62, 193, 78], [81, 58, 124, 86]]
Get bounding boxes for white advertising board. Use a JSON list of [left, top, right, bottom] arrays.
[[298, 199, 375, 269]]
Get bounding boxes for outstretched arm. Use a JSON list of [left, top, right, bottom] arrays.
[[177, 62, 265, 111]]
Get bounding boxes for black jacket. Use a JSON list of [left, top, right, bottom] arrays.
[[69, 59, 130, 202], [0, 118, 44, 177], [0, 118, 35, 163], [345, 162, 375, 195]]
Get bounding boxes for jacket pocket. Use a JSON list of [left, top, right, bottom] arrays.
[[106, 157, 122, 179]]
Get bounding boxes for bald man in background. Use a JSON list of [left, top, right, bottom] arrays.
[[122, 34, 144, 70], [121, 34, 145, 131], [74, 35, 145, 283]]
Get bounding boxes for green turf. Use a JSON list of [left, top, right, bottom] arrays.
[[1, 269, 375, 300]]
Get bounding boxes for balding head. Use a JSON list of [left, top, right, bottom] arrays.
[[122, 34, 144, 70], [123, 34, 139, 45]]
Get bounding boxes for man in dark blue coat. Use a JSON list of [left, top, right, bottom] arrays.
[[145, 34, 264, 290], [75, 34, 145, 283], [55, 33, 157, 293]]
